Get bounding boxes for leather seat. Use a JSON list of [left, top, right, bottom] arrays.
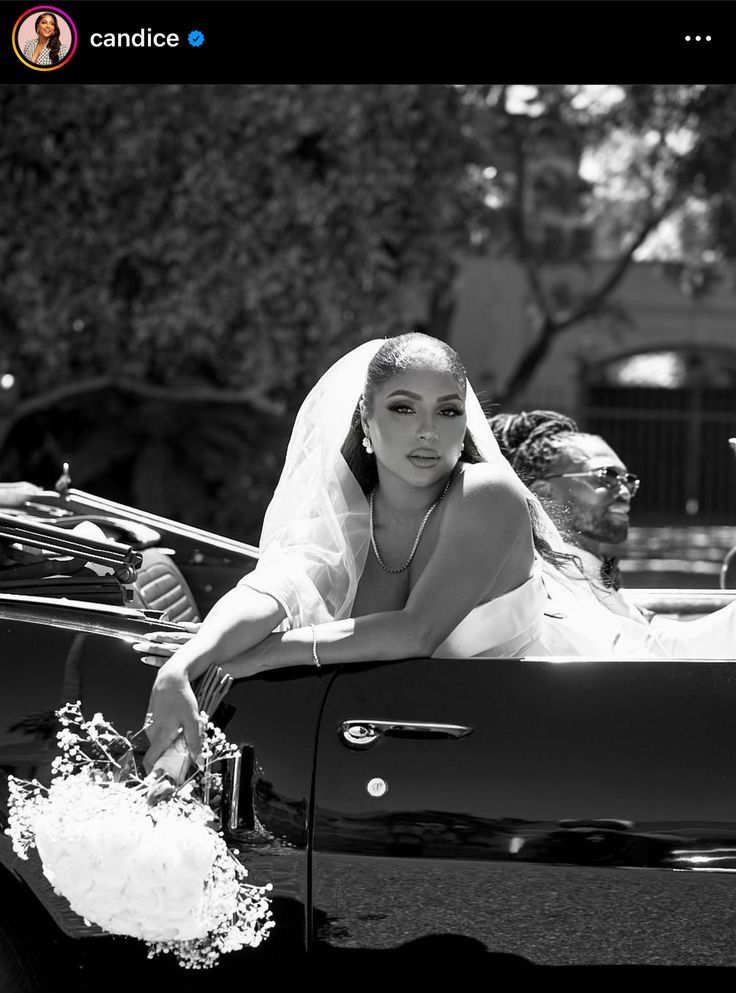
[[130, 548, 200, 623]]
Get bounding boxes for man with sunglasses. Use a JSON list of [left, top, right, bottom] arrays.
[[536, 451, 639, 594], [490, 410, 637, 592], [490, 410, 736, 655]]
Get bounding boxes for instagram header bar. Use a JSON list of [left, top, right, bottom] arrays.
[[1, 0, 733, 83]]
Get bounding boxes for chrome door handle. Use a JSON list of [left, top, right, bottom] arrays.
[[219, 745, 255, 833], [340, 719, 473, 750], [203, 751, 242, 832], [224, 749, 242, 832]]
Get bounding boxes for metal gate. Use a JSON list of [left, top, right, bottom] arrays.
[[583, 351, 736, 523]]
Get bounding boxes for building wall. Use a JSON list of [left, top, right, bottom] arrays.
[[450, 257, 736, 418]]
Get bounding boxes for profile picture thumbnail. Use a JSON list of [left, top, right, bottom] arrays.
[[13, 6, 77, 70]]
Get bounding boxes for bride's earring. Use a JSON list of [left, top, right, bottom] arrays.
[[362, 436, 374, 455]]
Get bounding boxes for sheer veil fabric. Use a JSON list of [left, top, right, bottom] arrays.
[[240, 339, 567, 632]]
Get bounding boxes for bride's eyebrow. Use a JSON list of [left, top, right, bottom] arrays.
[[385, 390, 463, 402]]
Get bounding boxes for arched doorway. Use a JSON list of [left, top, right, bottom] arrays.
[[582, 347, 736, 523]]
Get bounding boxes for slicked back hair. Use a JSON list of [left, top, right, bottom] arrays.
[[342, 333, 482, 495]]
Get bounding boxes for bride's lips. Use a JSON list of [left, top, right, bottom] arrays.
[[408, 449, 440, 468], [607, 502, 630, 516]]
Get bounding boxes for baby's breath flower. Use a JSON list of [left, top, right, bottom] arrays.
[[6, 701, 273, 968]]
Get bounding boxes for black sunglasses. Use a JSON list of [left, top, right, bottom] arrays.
[[544, 466, 640, 495]]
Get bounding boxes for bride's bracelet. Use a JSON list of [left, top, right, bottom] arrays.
[[310, 624, 322, 668]]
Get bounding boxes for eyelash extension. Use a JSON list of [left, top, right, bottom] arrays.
[[387, 404, 463, 416]]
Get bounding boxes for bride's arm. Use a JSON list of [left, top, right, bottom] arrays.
[[226, 465, 532, 677], [144, 586, 285, 767]]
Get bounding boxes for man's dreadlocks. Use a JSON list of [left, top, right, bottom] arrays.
[[489, 410, 580, 486]]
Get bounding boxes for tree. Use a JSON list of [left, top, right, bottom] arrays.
[[0, 84, 484, 537], [6, 83, 732, 528], [459, 84, 736, 404]]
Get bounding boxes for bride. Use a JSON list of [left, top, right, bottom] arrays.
[[142, 333, 572, 771]]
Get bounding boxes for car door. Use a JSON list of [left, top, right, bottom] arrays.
[[0, 604, 328, 960], [312, 656, 736, 966]]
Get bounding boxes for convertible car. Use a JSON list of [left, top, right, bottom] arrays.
[[2, 483, 736, 988]]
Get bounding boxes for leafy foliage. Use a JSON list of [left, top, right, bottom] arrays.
[[457, 84, 736, 402], [0, 84, 484, 536], [4, 83, 736, 531]]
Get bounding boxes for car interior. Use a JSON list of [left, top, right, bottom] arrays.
[[2, 488, 735, 629], [0, 506, 224, 623]]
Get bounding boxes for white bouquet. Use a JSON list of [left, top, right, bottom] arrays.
[[5, 668, 274, 969]]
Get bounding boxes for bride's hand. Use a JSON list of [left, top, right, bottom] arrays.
[[132, 623, 200, 667], [143, 658, 203, 773]]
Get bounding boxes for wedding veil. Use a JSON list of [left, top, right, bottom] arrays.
[[240, 338, 565, 629]]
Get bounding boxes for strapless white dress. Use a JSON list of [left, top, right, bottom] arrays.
[[456, 559, 736, 660], [432, 557, 550, 658], [430, 557, 688, 660]]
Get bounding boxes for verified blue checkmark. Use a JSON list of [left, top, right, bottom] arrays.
[[188, 29, 205, 47]]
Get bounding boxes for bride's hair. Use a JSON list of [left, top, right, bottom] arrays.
[[341, 333, 482, 494]]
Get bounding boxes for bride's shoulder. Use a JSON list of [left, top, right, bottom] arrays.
[[455, 460, 526, 493], [449, 462, 529, 520]]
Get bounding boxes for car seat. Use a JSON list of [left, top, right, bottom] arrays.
[[129, 547, 200, 623]]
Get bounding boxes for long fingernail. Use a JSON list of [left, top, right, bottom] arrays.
[[141, 656, 164, 668]]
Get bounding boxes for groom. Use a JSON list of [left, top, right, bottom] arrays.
[[525, 433, 633, 594], [490, 410, 736, 653], [489, 411, 634, 593]]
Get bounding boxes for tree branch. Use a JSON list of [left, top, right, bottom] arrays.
[[0, 377, 284, 457], [507, 116, 554, 325], [501, 188, 683, 404], [556, 188, 682, 333]]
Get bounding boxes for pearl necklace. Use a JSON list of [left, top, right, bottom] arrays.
[[369, 471, 454, 574]]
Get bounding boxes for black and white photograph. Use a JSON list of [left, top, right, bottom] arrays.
[[2, 4, 736, 986]]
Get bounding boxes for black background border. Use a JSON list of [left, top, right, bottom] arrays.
[[0, 1, 733, 85]]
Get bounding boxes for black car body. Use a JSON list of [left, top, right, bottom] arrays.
[[2, 489, 736, 986]]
